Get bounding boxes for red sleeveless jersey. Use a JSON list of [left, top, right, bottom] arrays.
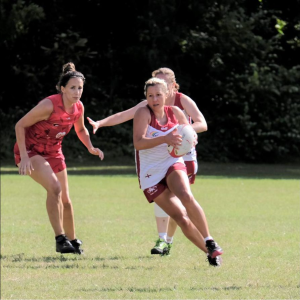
[[14, 94, 83, 160], [174, 92, 184, 109], [174, 92, 192, 124]]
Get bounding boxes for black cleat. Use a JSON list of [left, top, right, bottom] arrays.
[[205, 239, 223, 259], [56, 234, 75, 254], [70, 239, 84, 254], [207, 254, 222, 267]]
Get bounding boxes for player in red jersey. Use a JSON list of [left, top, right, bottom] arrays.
[[14, 62, 104, 254]]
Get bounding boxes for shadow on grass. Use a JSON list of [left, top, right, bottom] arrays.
[[1, 161, 299, 179], [1, 253, 156, 271], [78, 285, 243, 293], [79, 287, 175, 293], [0, 253, 127, 262]]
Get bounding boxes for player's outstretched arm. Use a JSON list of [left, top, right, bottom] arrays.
[[87, 100, 147, 134]]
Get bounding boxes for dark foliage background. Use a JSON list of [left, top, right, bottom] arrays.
[[1, 0, 299, 163]]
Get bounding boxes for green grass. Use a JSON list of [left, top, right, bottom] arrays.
[[1, 163, 299, 299]]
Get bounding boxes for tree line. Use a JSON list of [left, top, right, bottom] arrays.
[[1, 0, 299, 163]]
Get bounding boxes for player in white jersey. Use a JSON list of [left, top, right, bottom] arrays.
[[87, 68, 221, 266], [133, 77, 223, 264]]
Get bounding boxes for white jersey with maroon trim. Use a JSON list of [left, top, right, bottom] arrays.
[[135, 106, 184, 191]]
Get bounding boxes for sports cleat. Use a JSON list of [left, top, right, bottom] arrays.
[[70, 239, 84, 254], [163, 243, 173, 256], [56, 234, 76, 254], [207, 254, 222, 267], [151, 238, 168, 255], [205, 239, 223, 259]]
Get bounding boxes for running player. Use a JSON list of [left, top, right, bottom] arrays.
[[14, 62, 104, 254], [87, 68, 217, 263], [133, 77, 223, 264]]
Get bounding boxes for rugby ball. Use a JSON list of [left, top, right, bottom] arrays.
[[167, 124, 196, 158]]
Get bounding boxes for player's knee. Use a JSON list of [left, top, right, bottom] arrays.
[[47, 181, 62, 197], [175, 215, 190, 229], [178, 192, 194, 206]]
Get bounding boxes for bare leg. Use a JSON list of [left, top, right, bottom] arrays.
[[154, 189, 207, 254], [24, 156, 64, 236], [155, 217, 169, 235], [167, 217, 178, 239], [154, 202, 169, 240], [167, 170, 210, 239], [56, 169, 76, 240]]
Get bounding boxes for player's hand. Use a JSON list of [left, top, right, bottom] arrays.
[[165, 130, 182, 149], [87, 117, 100, 134], [19, 156, 34, 175], [88, 147, 104, 160]]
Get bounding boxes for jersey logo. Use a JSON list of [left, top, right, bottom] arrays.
[[150, 131, 159, 137], [56, 132, 66, 139], [145, 185, 158, 195], [161, 126, 168, 130]]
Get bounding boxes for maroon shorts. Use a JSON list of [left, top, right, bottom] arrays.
[[185, 160, 196, 184], [14, 148, 66, 174], [143, 162, 187, 203]]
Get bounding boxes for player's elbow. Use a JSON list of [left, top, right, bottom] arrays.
[[15, 120, 24, 132], [196, 123, 208, 133], [200, 120, 208, 132], [134, 141, 143, 150]]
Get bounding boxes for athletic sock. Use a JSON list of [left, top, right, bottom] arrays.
[[166, 236, 173, 244], [204, 236, 214, 242], [158, 233, 167, 241]]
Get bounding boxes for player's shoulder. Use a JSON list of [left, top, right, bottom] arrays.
[[180, 93, 194, 103], [170, 105, 186, 120], [135, 104, 150, 117], [138, 103, 150, 112], [138, 99, 148, 106], [37, 97, 54, 111], [170, 105, 182, 113], [77, 100, 84, 109]]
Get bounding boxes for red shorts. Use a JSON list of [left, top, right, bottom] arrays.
[[14, 146, 66, 174], [143, 162, 187, 203], [185, 160, 196, 184]]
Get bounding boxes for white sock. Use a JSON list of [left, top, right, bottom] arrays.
[[166, 236, 173, 244], [204, 236, 213, 242], [159, 233, 167, 241]]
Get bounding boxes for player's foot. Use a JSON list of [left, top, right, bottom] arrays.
[[56, 234, 75, 254], [163, 242, 173, 256], [207, 254, 222, 267], [151, 238, 168, 255], [70, 239, 84, 254], [205, 239, 223, 259]]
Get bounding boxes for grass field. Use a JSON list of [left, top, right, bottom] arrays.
[[1, 162, 299, 299]]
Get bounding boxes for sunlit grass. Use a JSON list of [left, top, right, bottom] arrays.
[[1, 164, 299, 299]]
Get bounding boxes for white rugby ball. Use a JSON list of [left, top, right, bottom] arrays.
[[167, 124, 196, 158]]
